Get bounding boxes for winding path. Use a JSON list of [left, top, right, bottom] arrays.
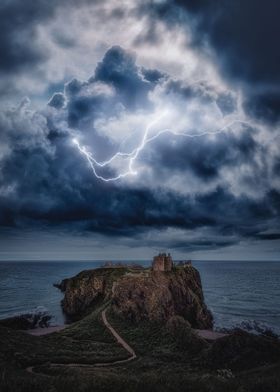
[[26, 308, 136, 375], [101, 308, 136, 360]]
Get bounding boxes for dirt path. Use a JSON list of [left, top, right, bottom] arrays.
[[26, 308, 136, 375], [101, 309, 136, 359]]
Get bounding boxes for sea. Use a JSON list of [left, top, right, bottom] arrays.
[[0, 260, 279, 334]]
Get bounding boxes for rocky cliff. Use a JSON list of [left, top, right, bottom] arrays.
[[57, 268, 127, 320], [112, 267, 213, 329], [57, 265, 213, 329]]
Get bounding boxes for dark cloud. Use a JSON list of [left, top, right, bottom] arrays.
[[141, 68, 166, 84], [67, 94, 105, 129], [92, 46, 152, 110], [0, 0, 278, 258], [64, 79, 84, 98], [243, 91, 280, 124], [64, 46, 155, 131], [257, 233, 280, 241], [141, 0, 280, 123], [0, 0, 96, 75], [146, 127, 258, 181], [48, 93, 66, 109], [163, 79, 237, 115], [0, 115, 277, 247], [175, 0, 280, 85], [0, 127, 278, 246], [152, 0, 279, 86], [0, 0, 54, 74], [0, 46, 279, 255], [0, 0, 96, 100], [0, 0, 85, 75]]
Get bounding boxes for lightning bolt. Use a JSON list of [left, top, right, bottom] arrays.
[[72, 116, 251, 182]]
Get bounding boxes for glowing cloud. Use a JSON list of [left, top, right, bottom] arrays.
[[73, 112, 251, 182]]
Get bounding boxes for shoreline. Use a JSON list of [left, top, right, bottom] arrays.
[[25, 325, 229, 340], [25, 325, 66, 336]]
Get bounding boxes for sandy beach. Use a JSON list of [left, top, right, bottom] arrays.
[[26, 325, 66, 336]]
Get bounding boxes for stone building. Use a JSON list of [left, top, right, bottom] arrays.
[[152, 253, 173, 272]]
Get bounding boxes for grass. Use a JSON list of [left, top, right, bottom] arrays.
[[0, 304, 129, 392], [1, 302, 280, 392]]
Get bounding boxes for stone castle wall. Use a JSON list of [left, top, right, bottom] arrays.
[[152, 253, 173, 272]]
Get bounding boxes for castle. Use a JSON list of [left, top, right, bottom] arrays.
[[152, 253, 173, 272]]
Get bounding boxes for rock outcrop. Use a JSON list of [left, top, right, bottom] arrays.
[[0, 311, 52, 330], [57, 264, 213, 329], [58, 268, 127, 320], [112, 267, 213, 329]]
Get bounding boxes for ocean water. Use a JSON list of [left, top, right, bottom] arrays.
[[0, 260, 279, 334], [195, 260, 280, 334]]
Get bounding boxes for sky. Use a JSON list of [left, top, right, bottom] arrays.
[[0, 0, 280, 261]]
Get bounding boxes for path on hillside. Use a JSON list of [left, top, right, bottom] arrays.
[[26, 308, 136, 375], [25, 309, 228, 376], [101, 308, 136, 360]]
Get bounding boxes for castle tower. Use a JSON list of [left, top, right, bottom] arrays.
[[152, 253, 173, 272]]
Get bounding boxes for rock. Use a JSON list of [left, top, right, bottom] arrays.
[[53, 278, 69, 292], [112, 267, 213, 328], [59, 264, 213, 329], [0, 311, 52, 330], [59, 267, 128, 320]]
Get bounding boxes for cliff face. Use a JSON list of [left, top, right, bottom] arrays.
[[58, 268, 127, 320], [58, 266, 213, 329], [112, 267, 213, 329]]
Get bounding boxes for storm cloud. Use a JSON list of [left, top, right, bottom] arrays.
[[0, 1, 279, 260], [140, 0, 280, 124]]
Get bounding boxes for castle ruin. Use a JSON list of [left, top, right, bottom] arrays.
[[152, 253, 173, 272]]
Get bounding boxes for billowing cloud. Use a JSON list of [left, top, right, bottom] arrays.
[[0, 45, 280, 260], [0, 1, 279, 260], [141, 0, 280, 124]]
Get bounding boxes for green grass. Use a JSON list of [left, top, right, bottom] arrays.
[[0, 304, 129, 392], [1, 303, 280, 392]]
